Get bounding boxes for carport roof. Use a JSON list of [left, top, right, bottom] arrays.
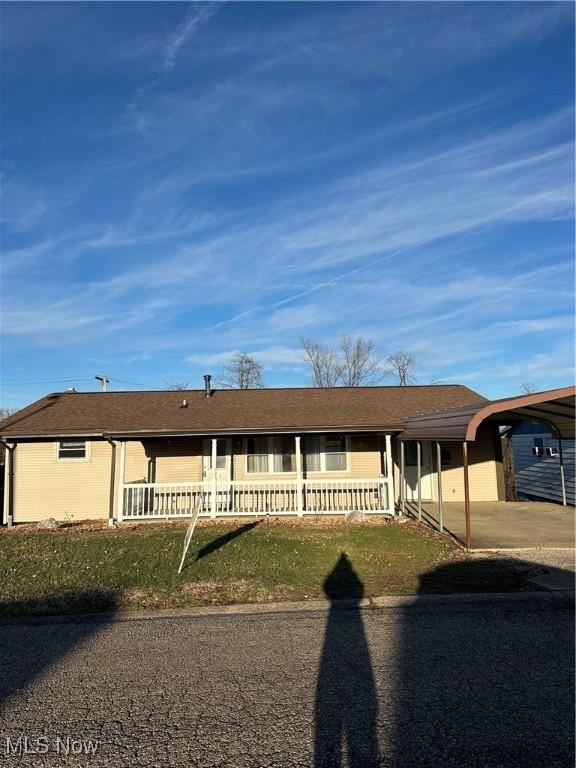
[[400, 386, 576, 441]]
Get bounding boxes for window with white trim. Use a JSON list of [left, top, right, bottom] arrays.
[[324, 435, 347, 471], [58, 440, 87, 460], [304, 435, 348, 473], [246, 437, 270, 473], [246, 436, 295, 474]]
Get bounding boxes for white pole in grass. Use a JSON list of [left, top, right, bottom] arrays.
[[178, 497, 203, 574]]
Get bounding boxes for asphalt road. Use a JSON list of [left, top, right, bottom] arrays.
[[0, 596, 573, 768]]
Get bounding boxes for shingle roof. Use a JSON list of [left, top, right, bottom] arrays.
[[0, 385, 486, 439]]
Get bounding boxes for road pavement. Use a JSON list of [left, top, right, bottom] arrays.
[[0, 592, 573, 768]]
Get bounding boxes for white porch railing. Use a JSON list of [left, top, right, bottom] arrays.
[[120, 477, 393, 520]]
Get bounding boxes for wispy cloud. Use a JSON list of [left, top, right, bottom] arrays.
[[162, 2, 219, 74], [2, 1, 573, 402]]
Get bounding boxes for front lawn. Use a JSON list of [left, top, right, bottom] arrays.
[[0, 520, 533, 616]]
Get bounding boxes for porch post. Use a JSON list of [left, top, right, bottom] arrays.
[[211, 438, 218, 518], [295, 435, 303, 516], [117, 440, 126, 523], [436, 441, 443, 533], [400, 439, 406, 516], [463, 441, 471, 548], [416, 440, 422, 522], [385, 434, 394, 514], [558, 436, 567, 507]]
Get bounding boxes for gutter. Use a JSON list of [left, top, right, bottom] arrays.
[[1, 427, 404, 441], [105, 438, 117, 528], [0, 440, 15, 527]]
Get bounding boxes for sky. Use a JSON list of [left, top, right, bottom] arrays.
[[1, 1, 574, 407]]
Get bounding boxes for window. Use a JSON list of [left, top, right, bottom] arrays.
[[58, 440, 87, 460], [405, 441, 418, 467], [304, 436, 321, 472], [441, 448, 451, 467], [324, 435, 347, 471], [246, 437, 295, 474], [246, 437, 270, 473], [272, 436, 296, 472], [304, 435, 348, 473]]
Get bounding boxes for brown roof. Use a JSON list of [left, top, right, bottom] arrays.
[[400, 386, 576, 441], [0, 385, 486, 439]]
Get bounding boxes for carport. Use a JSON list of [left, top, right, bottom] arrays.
[[399, 386, 575, 548]]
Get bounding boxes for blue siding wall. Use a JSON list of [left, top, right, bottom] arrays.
[[512, 431, 575, 506]]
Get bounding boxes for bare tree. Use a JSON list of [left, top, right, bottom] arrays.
[[299, 337, 342, 387], [338, 335, 381, 386], [383, 351, 417, 385], [520, 381, 536, 394], [218, 353, 264, 389], [166, 381, 190, 390], [0, 406, 18, 421]]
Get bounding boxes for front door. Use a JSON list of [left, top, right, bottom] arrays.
[[202, 439, 232, 483], [403, 440, 433, 501]]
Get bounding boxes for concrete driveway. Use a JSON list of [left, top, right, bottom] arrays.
[[418, 500, 575, 549], [0, 592, 573, 767]]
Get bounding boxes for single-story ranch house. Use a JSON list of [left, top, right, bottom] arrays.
[[1, 378, 573, 546]]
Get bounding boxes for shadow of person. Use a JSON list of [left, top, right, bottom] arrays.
[[391, 559, 575, 768], [314, 553, 380, 768]]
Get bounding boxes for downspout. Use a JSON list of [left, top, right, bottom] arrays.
[[1, 440, 15, 528], [106, 438, 117, 527]]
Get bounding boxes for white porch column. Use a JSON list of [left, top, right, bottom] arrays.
[[295, 435, 303, 516], [399, 439, 406, 517], [384, 434, 394, 514], [116, 441, 126, 523], [211, 438, 218, 518]]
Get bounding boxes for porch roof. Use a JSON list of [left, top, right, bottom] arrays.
[[0, 384, 485, 440], [400, 386, 576, 442]]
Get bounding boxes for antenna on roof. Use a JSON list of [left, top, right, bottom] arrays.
[[95, 375, 110, 393]]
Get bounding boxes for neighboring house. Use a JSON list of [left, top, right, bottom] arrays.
[[0, 378, 507, 525], [510, 421, 575, 506]]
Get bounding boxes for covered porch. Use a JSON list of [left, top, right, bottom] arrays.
[[115, 432, 396, 520]]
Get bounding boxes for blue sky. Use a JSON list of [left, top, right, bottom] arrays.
[[1, 1, 574, 407]]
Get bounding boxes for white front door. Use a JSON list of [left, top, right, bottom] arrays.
[[202, 439, 232, 483], [403, 440, 433, 501]]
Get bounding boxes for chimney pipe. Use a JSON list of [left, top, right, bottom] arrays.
[[203, 374, 212, 398]]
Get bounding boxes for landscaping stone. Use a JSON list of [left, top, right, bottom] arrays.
[[36, 517, 60, 530]]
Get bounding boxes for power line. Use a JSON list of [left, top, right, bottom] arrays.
[[2, 377, 95, 386], [109, 377, 158, 390]]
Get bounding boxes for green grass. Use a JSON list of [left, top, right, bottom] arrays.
[[0, 520, 533, 616]]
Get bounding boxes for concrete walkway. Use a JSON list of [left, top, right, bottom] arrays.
[[416, 500, 575, 549]]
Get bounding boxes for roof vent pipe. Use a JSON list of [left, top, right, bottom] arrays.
[[203, 374, 212, 398], [180, 399, 188, 409]]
